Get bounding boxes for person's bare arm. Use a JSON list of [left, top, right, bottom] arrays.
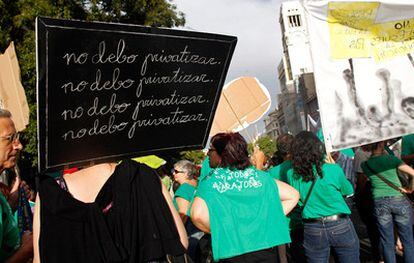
[[175, 197, 190, 224], [190, 197, 210, 233], [251, 147, 266, 170], [161, 182, 188, 249], [275, 180, 299, 215], [33, 194, 40, 263], [5, 231, 33, 263], [398, 163, 414, 177], [401, 154, 414, 167], [398, 163, 414, 191]]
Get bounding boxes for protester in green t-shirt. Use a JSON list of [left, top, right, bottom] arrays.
[[287, 131, 359, 263], [267, 133, 293, 183], [267, 133, 305, 263], [361, 140, 414, 263], [172, 160, 198, 221], [172, 160, 202, 262], [191, 132, 299, 262]]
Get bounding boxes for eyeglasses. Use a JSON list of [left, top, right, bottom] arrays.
[[171, 168, 185, 174], [0, 132, 20, 144]]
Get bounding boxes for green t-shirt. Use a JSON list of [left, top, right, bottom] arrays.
[[267, 161, 302, 230], [173, 183, 196, 211], [402, 134, 414, 156], [287, 163, 353, 219], [268, 160, 292, 181], [0, 194, 20, 261], [196, 166, 290, 261], [361, 154, 404, 199]]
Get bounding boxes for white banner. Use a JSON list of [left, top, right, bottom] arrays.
[[303, 0, 414, 151]]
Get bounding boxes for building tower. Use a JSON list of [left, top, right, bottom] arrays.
[[265, 1, 319, 138]]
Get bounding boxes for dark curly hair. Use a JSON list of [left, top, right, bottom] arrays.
[[268, 151, 284, 167], [210, 132, 251, 170], [292, 131, 324, 182]]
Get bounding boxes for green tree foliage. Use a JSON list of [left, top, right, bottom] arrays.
[[88, 0, 185, 27], [180, 150, 206, 165], [0, 0, 185, 172], [248, 135, 276, 159]]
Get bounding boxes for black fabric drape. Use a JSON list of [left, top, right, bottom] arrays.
[[39, 160, 185, 263]]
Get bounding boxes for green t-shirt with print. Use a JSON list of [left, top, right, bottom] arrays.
[[361, 154, 403, 199], [196, 166, 290, 261], [173, 183, 196, 211], [402, 134, 414, 157], [287, 163, 353, 219], [0, 194, 20, 261]]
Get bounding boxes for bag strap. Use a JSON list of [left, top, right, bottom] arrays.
[[365, 161, 410, 199], [302, 177, 317, 209]]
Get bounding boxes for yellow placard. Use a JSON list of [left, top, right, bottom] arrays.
[[370, 19, 414, 62], [328, 2, 379, 59]]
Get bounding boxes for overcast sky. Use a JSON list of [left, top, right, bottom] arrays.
[[173, 0, 287, 136]]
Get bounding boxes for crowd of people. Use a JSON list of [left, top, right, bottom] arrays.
[[0, 108, 413, 262]]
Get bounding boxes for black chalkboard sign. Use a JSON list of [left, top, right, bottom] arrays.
[[36, 17, 237, 172]]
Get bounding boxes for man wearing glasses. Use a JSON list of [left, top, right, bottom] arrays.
[[0, 109, 33, 262]]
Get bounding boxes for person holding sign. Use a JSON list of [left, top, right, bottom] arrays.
[[361, 140, 414, 263], [191, 132, 299, 262], [286, 131, 359, 263], [33, 160, 188, 263]]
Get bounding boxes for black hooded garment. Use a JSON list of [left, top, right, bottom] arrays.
[[39, 160, 185, 262]]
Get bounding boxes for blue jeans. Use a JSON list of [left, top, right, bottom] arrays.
[[374, 196, 414, 263], [303, 217, 360, 263]]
